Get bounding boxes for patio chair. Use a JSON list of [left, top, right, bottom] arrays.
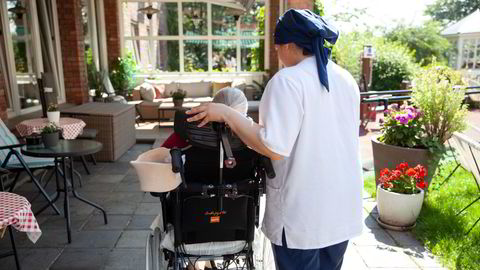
[[448, 132, 480, 234], [0, 119, 60, 215]]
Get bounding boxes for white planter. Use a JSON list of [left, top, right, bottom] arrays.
[[47, 111, 60, 125], [376, 185, 424, 229]]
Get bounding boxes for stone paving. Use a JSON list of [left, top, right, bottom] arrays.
[[3, 109, 475, 269]]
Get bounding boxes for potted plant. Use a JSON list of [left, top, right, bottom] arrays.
[[376, 162, 428, 230], [372, 63, 468, 187], [109, 54, 136, 97], [171, 89, 186, 107], [41, 123, 61, 148], [46, 103, 60, 125]]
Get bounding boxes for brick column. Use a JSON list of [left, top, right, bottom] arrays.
[[287, 0, 313, 10], [268, 0, 280, 77], [104, 0, 121, 68], [57, 0, 89, 104]]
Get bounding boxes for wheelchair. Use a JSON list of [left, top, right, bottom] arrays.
[[132, 110, 275, 270]]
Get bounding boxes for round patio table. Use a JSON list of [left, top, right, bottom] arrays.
[[16, 117, 86, 139], [21, 140, 108, 243]]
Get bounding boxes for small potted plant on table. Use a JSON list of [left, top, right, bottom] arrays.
[[47, 103, 60, 125], [171, 89, 186, 107], [376, 162, 428, 230], [41, 123, 61, 148]]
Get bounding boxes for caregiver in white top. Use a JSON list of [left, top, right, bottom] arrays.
[[186, 24, 363, 252]]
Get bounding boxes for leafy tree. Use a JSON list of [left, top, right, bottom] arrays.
[[385, 21, 452, 66], [313, 0, 325, 16], [425, 0, 480, 24]]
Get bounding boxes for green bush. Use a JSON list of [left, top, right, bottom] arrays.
[[371, 40, 418, 91], [332, 32, 418, 90], [109, 53, 136, 96]]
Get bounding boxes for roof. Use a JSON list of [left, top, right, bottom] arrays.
[[441, 9, 480, 36]]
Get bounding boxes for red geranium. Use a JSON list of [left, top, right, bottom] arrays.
[[378, 163, 428, 194]]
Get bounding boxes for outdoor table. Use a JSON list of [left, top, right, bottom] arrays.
[[0, 191, 42, 270], [16, 117, 86, 139], [21, 140, 108, 243]]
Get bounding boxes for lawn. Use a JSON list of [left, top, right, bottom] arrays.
[[363, 161, 480, 270]]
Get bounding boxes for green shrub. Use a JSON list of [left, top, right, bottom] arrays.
[[109, 53, 136, 96], [371, 40, 418, 91]]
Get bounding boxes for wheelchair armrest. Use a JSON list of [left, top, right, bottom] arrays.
[[261, 156, 276, 179], [0, 143, 25, 150], [170, 148, 183, 173], [170, 147, 187, 188]]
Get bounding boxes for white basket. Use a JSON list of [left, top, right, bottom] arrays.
[[130, 147, 181, 193]]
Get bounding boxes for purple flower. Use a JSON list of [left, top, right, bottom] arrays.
[[407, 112, 414, 119], [395, 114, 409, 125]]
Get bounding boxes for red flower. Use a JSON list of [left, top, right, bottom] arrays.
[[406, 168, 416, 177], [416, 181, 428, 189], [396, 162, 409, 171], [380, 168, 391, 177], [383, 182, 393, 189], [414, 165, 427, 179]]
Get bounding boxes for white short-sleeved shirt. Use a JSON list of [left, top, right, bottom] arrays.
[[259, 57, 363, 249]]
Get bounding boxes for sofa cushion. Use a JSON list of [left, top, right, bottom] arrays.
[[153, 84, 166, 98], [166, 81, 212, 98], [139, 83, 156, 101]]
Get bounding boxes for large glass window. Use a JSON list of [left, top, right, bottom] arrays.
[[461, 38, 479, 70], [121, 0, 266, 73]]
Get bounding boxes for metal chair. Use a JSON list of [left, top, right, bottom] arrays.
[[0, 119, 60, 215], [448, 132, 480, 234]]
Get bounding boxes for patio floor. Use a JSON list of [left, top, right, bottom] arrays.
[[1, 110, 468, 269]]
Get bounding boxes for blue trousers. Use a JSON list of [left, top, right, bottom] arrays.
[[272, 230, 349, 270]]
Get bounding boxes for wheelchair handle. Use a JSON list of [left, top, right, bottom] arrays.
[[261, 157, 276, 179], [170, 148, 183, 173]]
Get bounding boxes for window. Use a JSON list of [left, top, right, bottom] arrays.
[[461, 38, 479, 70], [121, 0, 266, 73]]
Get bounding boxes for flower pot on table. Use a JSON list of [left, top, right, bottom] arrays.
[[47, 111, 60, 125], [42, 131, 60, 148], [173, 98, 184, 107], [372, 136, 437, 189], [376, 185, 424, 230]]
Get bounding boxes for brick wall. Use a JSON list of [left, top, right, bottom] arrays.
[[104, 0, 121, 68], [287, 0, 313, 10], [268, 0, 280, 77], [57, 0, 89, 104]]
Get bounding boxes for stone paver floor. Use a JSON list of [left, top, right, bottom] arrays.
[[0, 134, 450, 269]]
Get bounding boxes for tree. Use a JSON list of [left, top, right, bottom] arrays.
[[313, 0, 325, 16], [425, 0, 480, 24], [385, 21, 452, 66]]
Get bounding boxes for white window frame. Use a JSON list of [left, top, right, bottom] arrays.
[[118, 0, 269, 75], [1, 0, 66, 118]]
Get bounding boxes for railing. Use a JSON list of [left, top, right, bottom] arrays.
[[360, 86, 480, 111]]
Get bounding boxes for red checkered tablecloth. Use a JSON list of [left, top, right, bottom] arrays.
[[16, 117, 86, 140], [0, 192, 42, 243]]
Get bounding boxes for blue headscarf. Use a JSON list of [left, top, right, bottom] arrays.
[[275, 9, 339, 92]]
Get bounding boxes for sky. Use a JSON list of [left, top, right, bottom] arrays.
[[322, 0, 436, 33]]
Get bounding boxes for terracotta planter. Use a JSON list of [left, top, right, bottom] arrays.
[[42, 131, 60, 148], [377, 185, 424, 230], [173, 98, 184, 107], [371, 136, 437, 188]]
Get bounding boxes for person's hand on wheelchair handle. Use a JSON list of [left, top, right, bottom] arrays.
[[186, 103, 231, 127]]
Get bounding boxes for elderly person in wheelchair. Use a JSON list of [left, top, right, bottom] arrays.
[[131, 87, 275, 270]]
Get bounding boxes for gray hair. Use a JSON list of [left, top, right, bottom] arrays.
[[212, 87, 248, 115]]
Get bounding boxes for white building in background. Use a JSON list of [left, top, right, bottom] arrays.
[[441, 9, 480, 84]]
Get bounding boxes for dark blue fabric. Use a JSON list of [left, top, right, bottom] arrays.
[[272, 230, 348, 270], [274, 9, 339, 91]]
